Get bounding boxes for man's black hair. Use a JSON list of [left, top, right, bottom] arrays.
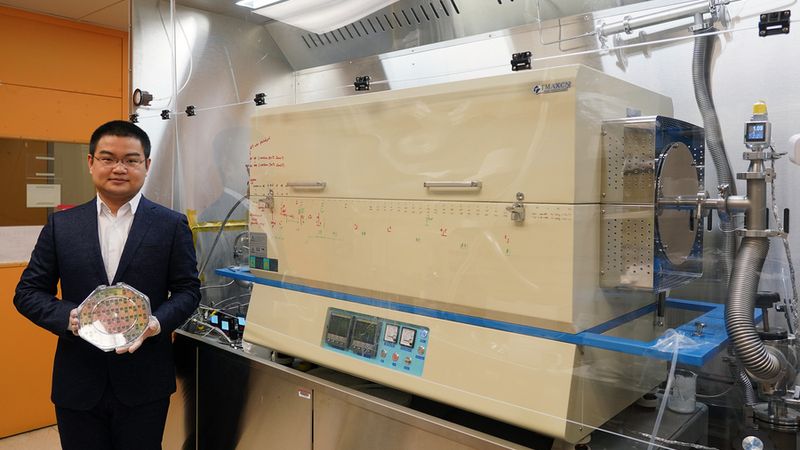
[[89, 120, 152, 159]]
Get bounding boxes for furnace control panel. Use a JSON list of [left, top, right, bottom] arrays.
[[322, 308, 429, 376]]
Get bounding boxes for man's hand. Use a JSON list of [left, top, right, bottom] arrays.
[[68, 309, 79, 336], [115, 316, 161, 354]]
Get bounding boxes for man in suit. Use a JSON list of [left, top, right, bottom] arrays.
[[14, 120, 201, 450]]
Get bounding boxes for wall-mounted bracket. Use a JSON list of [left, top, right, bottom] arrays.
[[354, 76, 371, 91], [759, 10, 791, 37], [510, 51, 532, 71]]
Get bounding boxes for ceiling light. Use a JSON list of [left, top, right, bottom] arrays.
[[250, 0, 400, 34], [235, 0, 287, 9]]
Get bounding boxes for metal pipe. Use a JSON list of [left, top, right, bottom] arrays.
[[761, 305, 771, 332], [745, 168, 767, 231], [599, 1, 709, 36], [598, 0, 736, 37], [658, 196, 701, 210], [724, 196, 749, 213]]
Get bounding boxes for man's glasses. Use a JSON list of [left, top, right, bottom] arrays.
[[92, 155, 145, 168]]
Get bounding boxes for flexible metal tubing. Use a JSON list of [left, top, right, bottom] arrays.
[[735, 362, 757, 404], [693, 28, 737, 286], [725, 237, 781, 380]]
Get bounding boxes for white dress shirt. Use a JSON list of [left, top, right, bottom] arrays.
[[97, 192, 142, 284]]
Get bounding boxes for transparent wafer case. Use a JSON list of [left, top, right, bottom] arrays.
[[77, 283, 151, 352]]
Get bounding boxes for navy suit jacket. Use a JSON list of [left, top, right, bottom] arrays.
[[14, 196, 201, 410]]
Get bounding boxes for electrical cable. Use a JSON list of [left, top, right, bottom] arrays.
[[200, 280, 235, 290], [198, 305, 246, 316], [186, 317, 234, 344], [647, 346, 679, 450], [768, 148, 799, 334], [695, 384, 735, 398], [150, 0, 194, 105], [212, 293, 251, 309], [198, 193, 248, 276]]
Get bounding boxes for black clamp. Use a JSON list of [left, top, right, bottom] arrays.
[[354, 76, 371, 91], [185, 105, 196, 117], [160, 109, 171, 120], [759, 10, 790, 36], [129, 113, 139, 123], [254, 93, 266, 106], [755, 291, 781, 310], [510, 51, 532, 71]]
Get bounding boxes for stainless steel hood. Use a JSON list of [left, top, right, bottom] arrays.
[[262, 0, 653, 70]]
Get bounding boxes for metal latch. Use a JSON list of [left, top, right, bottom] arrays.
[[506, 192, 526, 223], [260, 189, 274, 211]]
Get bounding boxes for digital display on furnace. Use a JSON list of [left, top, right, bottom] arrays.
[[745, 122, 768, 143], [352, 319, 378, 344], [325, 313, 353, 350], [399, 327, 417, 348], [349, 319, 379, 358], [328, 314, 352, 338]]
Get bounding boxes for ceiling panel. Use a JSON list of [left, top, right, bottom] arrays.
[[83, 1, 129, 30], [0, 0, 128, 30]]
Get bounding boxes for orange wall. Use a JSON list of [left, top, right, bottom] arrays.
[[0, 6, 129, 438], [0, 264, 58, 437], [0, 6, 129, 143]]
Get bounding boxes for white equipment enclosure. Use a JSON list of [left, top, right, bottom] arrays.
[[244, 65, 703, 443]]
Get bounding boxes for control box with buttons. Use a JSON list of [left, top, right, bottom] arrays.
[[322, 308, 429, 376]]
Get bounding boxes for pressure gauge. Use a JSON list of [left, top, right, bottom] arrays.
[[399, 327, 417, 348], [383, 323, 399, 344]]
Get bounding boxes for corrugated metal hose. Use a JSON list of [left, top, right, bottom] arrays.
[[725, 237, 782, 381]]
